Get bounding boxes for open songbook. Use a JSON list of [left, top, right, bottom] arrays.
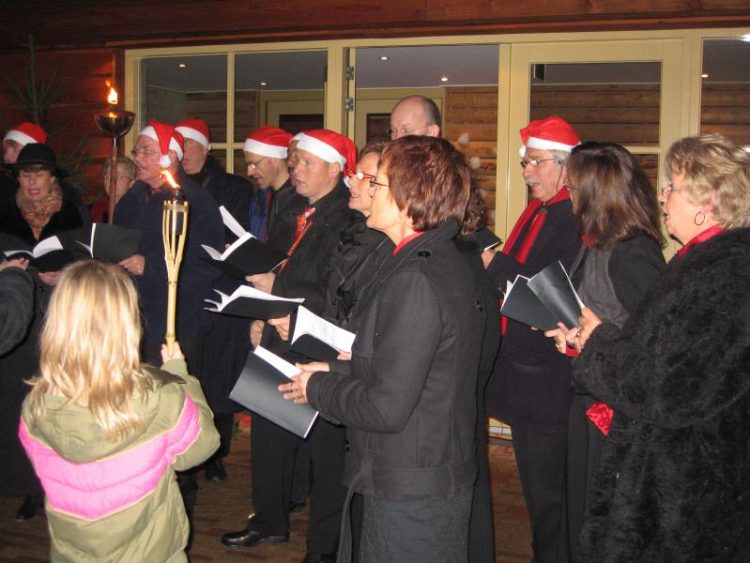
[[500, 261, 584, 331], [3, 235, 76, 272], [229, 346, 319, 439], [290, 306, 356, 362], [201, 206, 287, 278], [205, 285, 304, 319], [77, 223, 142, 263]]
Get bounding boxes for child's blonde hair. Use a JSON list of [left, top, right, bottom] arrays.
[[28, 260, 153, 439]]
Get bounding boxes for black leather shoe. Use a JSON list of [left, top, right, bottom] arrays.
[[289, 499, 306, 513], [221, 523, 289, 548], [16, 494, 43, 521], [204, 458, 227, 482], [302, 553, 336, 563]]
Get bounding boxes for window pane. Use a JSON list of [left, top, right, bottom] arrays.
[[141, 55, 228, 142], [530, 62, 661, 146], [234, 51, 326, 142], [701, 39, 750, 150], [355, 45, 499, 229]]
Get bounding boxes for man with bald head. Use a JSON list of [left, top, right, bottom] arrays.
[[388, 94, 441, 140]]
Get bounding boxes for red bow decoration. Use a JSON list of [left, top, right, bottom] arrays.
[[586, 401, 614, 435]]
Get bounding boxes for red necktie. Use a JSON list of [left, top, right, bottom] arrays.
[[279, 207, 316, 273]]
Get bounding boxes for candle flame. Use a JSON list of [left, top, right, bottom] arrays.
[[161, 170, 180, 189], [106, 80, 118, 105]]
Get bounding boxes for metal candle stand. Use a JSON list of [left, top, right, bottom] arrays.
[[94, 109, 135, 223]]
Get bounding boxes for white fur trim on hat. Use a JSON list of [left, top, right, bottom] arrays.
[[243, 138, 287, 159], [4, 130, 37, 147], [140, 125, 183, 167], [296, 135, 346, 168], [175, 126, 211, 151]]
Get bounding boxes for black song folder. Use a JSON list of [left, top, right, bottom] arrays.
[[229, 346, 319, 438]]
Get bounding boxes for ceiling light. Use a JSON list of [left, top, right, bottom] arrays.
[[260, 81, 267, 87], [178, 63, 187, 69], [440, 76, 449, 82], [701, 73, 709, 78], [379, 56, 389, 61]]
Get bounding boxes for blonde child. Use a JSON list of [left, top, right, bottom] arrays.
[[18, 260, 219, 562]]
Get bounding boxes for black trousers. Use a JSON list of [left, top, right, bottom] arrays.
[[512, 426, 569, 563], [566, 395, 605, 563], [250, 413, 347, 554], [209, 412, 235, 460]]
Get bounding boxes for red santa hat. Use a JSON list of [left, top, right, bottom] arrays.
[[175, 118, 211, 151], [4, 122, 48, 147], [519, 116, 580, 157], [139, 120, 184, 168], [243, 126, 292, 159], [296, 129, 357, 176]]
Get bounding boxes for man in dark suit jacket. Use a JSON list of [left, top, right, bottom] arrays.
[[484, 116, 581, 563], [221, 129, 357, 563], [175, 118, 254, 482]]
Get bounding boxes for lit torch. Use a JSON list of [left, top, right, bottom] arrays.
[[161, 170, 189, 355], [94, 81, 135, 223]]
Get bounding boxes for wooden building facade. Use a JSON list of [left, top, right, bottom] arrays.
[[1, 1, 749, 239]]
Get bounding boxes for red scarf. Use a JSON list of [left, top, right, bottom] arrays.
[[676, 225, 725, 258], [500, 188, 571, 334]]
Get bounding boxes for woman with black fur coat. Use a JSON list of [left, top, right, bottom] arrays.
[[562, 134, 750, 563]]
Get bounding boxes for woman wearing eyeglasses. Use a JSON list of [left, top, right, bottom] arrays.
[[283, 136, 489, 562], [559, 134, 750, 563], [543, 142, 666, 561], [325, 140, 394, 327]]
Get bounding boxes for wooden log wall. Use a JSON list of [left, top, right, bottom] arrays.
[[444, 87, 499, 230], [0, 47, 122, 203], [443, 81, 750, 223], [701, 83, 750, 145], [2, 1, 749, 51]]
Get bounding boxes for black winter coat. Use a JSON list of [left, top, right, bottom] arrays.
[[190, 157, 253, 412], [267, 179, 306, 255], [0, 198, 88, 496], [190, 155, 253, 246], [485, 197, 580, 434], [113, 173, 223, 341], [573, 227, 750, 563], [0, 267, 34, 356], [262, 181, 355, 361], [321, 211, 393, 328], [308, 221, 487, 501]]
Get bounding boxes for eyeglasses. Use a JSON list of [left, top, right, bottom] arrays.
[[660, 181, 681, 197], [131, 147, 159, 158], [367, 179, 390, 196], [348, 170, 376, 182], [369, 179, 389, 190], [246, 156, 267, 170], [386, 125, 429, 140], [520, 157, 557, 168]]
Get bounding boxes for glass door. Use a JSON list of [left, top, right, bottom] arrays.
[[350, 44, 500, 230], [503, 39, 688, 252]]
